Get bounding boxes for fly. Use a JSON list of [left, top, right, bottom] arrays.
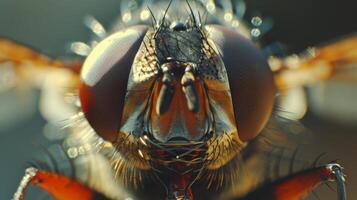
[[0, 0, 354, 200]]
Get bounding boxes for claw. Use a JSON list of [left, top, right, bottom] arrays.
[[327, 163, 346, 200], [13, 168, 38, 200]]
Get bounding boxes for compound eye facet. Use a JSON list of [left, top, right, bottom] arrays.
[[205, 25, 276, 142], [79, 25, 148, 142]]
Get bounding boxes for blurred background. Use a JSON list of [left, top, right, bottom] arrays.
[[0, 0, 356, 199]]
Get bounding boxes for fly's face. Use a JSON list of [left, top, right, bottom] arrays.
[[79, 6, 276, 196], [128, 20, 232, 144], [150, 22, 210, 143], [109, 22, 238, 177]]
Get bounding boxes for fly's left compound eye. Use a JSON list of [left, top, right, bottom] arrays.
[[206, 25, 276, 142], [79, 25, 148, 142]]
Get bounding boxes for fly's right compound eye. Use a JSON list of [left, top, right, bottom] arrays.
[[79, 25, 148, 142]]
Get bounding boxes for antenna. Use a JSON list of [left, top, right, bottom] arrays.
[[161, 0, 173, 26], [147, 6, 157, 28], [185, 0, 197, 27], [154, 0, 173, 39]]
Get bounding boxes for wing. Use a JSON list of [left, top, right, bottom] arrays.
[[272, 35, 357, 91], [0, 37, 81, 89], [0, 38, 83, 123], [270, 35, 357, 120], [0, 37, 82, 71]]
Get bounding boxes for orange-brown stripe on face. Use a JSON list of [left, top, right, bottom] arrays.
[[150, 78, 210, 142]]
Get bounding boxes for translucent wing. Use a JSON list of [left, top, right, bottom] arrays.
[[0, 38, 82, 69], [0, 37, 81, 87], [272, 35, 357, 91], [0, 38, 82, 123], [271, 35, 357, 120]]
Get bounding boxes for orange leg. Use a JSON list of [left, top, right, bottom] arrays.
[[13, 168, 107, 200], [235, 163, 345, 200]]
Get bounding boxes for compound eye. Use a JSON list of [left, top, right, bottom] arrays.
[[206, 25, 276, 142], [79, 26, 148, 142]]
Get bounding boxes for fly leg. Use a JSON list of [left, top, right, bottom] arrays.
[[13, 168, 38, 200], [12, 167, 106, 200], [232, 162, 346, 200]]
